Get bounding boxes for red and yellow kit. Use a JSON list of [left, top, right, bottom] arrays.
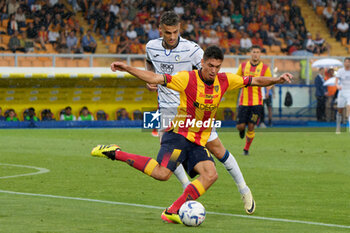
[[237, 61, 271, 106], [164, 70, 251, 146]]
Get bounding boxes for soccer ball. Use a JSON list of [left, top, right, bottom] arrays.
[[179, 201, 206, 226]]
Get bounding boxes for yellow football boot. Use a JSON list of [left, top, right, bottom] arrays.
[[91, 144, 121, 160], [161, 209, 183, 224]]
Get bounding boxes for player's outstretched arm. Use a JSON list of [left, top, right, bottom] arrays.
[[251, 73, 293, 86], [145, 61, 158, 91], [111, 61, 165, 85]]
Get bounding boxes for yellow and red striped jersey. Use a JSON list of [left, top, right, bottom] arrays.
[[164, 70, 251, 146], [237, 61, 272, 106]]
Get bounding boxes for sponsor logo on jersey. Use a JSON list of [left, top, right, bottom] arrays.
[[193, 101, 217, 111], [160, 63, 174, 74], [199, 93, 219, 99]]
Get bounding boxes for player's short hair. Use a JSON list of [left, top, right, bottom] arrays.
[[160, 11, 180, 26], [250, 45, 262, 51], [203, 45, 224, 61], [345, 57, 350, 62]]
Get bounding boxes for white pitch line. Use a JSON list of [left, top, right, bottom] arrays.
[[0, 189, 349, 229], [0, 163, 50, 179]]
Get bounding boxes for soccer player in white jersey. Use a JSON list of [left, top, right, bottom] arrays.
[[145, 11, 255, 214], [335, 57, 350, 133]]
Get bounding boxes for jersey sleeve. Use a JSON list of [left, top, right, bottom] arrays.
[[190, 43, 204, 69], [264, 66, 272, 77], [236, 64, 243, 76], [335, 69, 343, 79], [226, 73, 252, 91], [145, 42, 152, 63], [163, 71, 189, 92]]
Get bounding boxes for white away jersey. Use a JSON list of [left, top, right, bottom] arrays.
[[146, 37, 203, 108], [336, 68, 350, 95]]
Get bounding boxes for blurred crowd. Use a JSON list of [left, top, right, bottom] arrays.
[[311, 0, 350, 43], [0, 0, 335, 55], [75, 0, 330, 55], [0, 0, 96, 53]]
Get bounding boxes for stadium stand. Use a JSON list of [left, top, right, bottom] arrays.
[[306, 0, 349, 55]]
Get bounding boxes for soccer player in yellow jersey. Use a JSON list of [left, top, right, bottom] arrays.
[[145, 13, 257, 214], [236, 45, 272, 155], [91, 46, 292, 224]]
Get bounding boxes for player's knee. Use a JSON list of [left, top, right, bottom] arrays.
[[203, 170, 218, 185], [206, 140, 225, 158], [236, 123, 244, 131], [152, 167, 172, 181]]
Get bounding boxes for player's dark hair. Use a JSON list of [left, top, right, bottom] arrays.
[[160, 11, 180, 26], [345, 57, 350, 62], [203, 45, 224, 61], [250, 45, 262, 51]]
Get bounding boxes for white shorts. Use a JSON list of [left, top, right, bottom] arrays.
[[337, 92, 350, 108], [207, 126, 218, 143], [159, 106, 178, 132]]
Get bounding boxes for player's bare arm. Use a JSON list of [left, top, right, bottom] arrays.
[[145, 60, 158, 91], [251, 73, 293, 86], [111, 61, 164, 85]]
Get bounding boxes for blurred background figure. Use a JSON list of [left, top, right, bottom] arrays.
[[314, 68, 327, 121], [324, 68, 337, 121], [60, 106, 76, 121], [41, 109, 55, 121], [24, 107, 39, 122], [117, 108, 130, 120], [0, 107, 5, 121], [5, 109, 18, 121], [78, 106, 94, 121]]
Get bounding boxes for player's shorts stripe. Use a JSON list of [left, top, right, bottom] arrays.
[[169, 149, 181, 162], [160, 152, 171, 168]]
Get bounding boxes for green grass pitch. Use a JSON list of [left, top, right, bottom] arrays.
[[0, 128, 349, 233]]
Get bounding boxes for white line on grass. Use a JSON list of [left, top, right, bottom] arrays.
[[0, 189, 349, 229], [0, 163, 50, 179]]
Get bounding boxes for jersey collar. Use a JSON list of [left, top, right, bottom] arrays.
[[198, 69, 214, 86], [250, 61, 261, 67], [162, 36, 180, 50]]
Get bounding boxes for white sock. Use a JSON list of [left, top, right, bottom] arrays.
[[173, 164, 190, 189], [221, 152, 250, 195]]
